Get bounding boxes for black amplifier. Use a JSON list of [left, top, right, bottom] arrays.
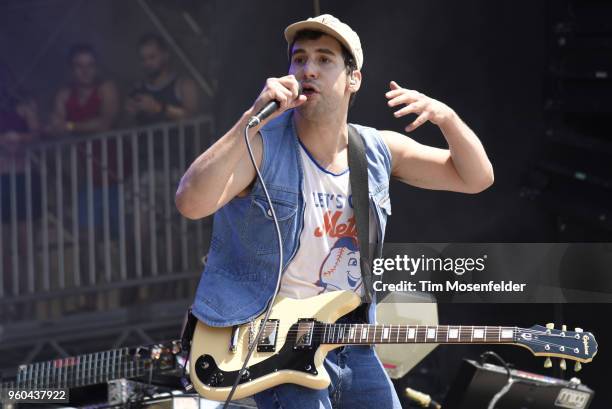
[[444, 359, 594, 409]]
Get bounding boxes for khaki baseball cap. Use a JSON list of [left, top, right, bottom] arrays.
[[284, 14, 363, 70]]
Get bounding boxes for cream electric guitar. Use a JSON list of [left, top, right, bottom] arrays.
[[189, 291, 598, 401]]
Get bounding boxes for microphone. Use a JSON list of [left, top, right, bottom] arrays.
[[247, 83, 303, 128]]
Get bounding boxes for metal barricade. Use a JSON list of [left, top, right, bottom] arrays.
[[0, 116, 214, 323]]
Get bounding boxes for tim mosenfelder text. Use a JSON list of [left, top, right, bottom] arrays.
[[371, 254, 527, 294]]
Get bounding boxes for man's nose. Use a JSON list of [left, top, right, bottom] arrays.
[[302, 60, 318, 79]]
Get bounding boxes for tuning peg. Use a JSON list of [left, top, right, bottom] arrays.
[[544, 357, 552, 368], [546, 323, 554, 330], [575, 327, 583, 333], [562, 324, 567, 332], [560, 359, 567, 371], [574, 362, 582, 372]]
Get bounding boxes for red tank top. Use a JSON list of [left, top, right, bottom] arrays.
[[64, 85, 119, 186], [65, 86, 102, 122]]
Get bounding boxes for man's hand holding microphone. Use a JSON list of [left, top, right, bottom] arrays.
[[247, 74, 306, 129]]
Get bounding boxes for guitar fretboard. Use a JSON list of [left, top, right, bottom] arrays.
[[319, 324, 517, 345]]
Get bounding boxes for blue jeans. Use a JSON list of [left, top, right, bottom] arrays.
[[253, 345, 402, 409]]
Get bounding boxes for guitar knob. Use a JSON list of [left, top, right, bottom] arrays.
[[546, 323, 554, 330], [574, 362, 582, 372], [544, 357, 552, 368], [209, 372, 224, 386], [560, 359, 567, 371]]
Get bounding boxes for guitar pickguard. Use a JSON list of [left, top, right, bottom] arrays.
[[193, 324, 320, 388]]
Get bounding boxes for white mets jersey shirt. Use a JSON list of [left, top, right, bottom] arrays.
[[279, 140, 376, 299]]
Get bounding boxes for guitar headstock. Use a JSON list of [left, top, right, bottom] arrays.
[[516, 323, 597, 371]]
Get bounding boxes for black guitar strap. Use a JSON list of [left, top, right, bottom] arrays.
[[179, 307, 197, 391], [347, 124, 374, 304]]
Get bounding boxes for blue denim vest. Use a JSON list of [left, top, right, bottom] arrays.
[[192, 110, 392, 327]]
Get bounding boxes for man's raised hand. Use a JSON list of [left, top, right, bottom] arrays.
[[385, 80, 454, 132]]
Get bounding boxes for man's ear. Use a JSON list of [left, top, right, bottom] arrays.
[[349, 70, 362, 93]]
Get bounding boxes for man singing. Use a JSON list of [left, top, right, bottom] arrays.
[[176, 14, 493, 409]]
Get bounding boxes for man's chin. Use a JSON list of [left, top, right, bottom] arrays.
[[296, 100, 322, 118]]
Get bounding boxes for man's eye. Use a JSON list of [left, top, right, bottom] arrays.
[[320, 57, 330, 63], [293, 57, 305, 64]]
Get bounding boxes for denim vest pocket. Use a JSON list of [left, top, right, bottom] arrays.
[[198, 265, 258, 316], [252, 196, 297, 221], [242, 191, 298, 255]]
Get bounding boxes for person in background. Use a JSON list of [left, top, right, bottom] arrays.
[[126, 33, 199, 125], [47, 44, 120, 241], [0, 61, 41, 279], [124, 33, 200, 290], [48, 43, 119, 135]]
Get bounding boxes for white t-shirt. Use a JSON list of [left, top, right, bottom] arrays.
[[279, 140, 376, 299]]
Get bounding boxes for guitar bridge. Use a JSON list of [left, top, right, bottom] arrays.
[[229, 325, 240, 353]]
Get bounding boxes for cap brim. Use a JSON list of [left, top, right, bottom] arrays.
[[284, 20, 354, 61]]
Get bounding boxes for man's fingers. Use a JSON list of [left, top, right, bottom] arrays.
[[252, 76, 305, 122], [393, 101, 423, 118], [268, 81, 296, 107], [273, 89, 291, 109], [405, 111, 430, 132], [387, 93, 419, 107], [277, 75, 300, 100], [390, 80, 401, 90], [265, 78, 295, 100], [386, 89, 421, 102], [385, 89, 404, 99], [291, 94, 308, 108]]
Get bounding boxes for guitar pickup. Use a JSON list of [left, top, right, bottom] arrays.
[[294, 319, 315, 350], [256, 319, 279, 352]]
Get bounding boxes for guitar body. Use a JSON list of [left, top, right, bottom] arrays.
[[189, 290, 361, 401]]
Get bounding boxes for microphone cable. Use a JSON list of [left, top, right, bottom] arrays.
[[221, 117, 287, 408]]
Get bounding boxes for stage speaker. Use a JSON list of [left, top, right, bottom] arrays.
[[444, 359, 594, 409], [375, 291, 438, 379]]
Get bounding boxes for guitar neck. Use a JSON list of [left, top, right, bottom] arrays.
[[319, 324, 518, 345]]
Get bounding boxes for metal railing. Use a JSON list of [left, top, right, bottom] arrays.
[[0, 116, 214, 323]]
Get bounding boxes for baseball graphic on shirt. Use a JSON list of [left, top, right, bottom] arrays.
[[316, 236, 363, 294]]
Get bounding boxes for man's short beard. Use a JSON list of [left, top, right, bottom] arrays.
[[297, 95, 345, 121], [297, 95, 330, 119], [296, 101, 319, 120]]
